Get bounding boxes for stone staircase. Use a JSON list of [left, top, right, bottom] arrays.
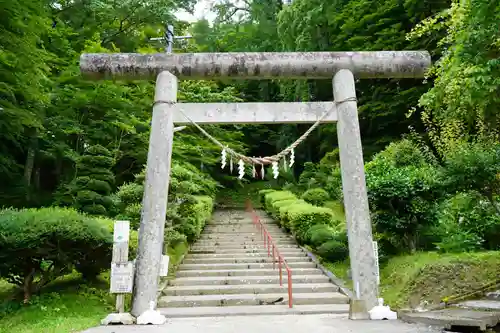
[[158, 209, 350, 317]]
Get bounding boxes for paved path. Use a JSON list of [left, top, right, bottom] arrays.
[[82, 314, 440, 333]]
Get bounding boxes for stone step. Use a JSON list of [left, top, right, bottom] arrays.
[[188, 248, 304, 255], [168, 274, 329, 286], [400, 308, 500, 331], [194, 240, 297, 246], [201, 227, 287, 236], [182, 256, 309, 264], [178, 262, 313, 271], [162, 283, 338, 296], [158, 304, 349, 318], [185, 252, 306, 260], [198, 235, 293, 241], [203, 225, 282, 230], [176, 268, 322, 278], [454, 300, 500, 311], [158, 292, 349, 307], [190, 244, 300, 250]]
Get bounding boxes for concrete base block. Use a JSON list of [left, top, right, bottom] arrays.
[[101, 312, 135, 325], [349, 299, 370, 320], [136, 309, 167, 325]]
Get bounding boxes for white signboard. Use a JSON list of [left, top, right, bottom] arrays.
[[373, 241, 380, 285], [114, 220, 130, 243], [159, 255, 170, 277], [110, 262, 134, 293]]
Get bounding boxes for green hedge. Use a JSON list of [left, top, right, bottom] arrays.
[[301, 188, 330, 206], [278, 201, 311, 230], [267, 196, 302, 219], [264, 191, 296, 212], [289, 205, 336, 244], [174, 195, 214, 243], [258, 189, 276, 205], [0, 207, 113, 301], [265, 189, 350, 263]]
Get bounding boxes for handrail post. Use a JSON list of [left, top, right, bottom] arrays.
[[279, 256, 283, 286], [267, 234, 271, 257], [272, 245, 275, 270], [246, 200, 292, 309]]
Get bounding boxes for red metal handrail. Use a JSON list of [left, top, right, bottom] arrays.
[[246, 200, 293, 308]]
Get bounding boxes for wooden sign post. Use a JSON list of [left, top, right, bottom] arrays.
[[101, 220, 135, 325]]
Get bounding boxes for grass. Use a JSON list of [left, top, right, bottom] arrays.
[[380, 251, 500, 309], [0, 274, 113, 333], [326, 251, 500, 310], [0, 239, 190, 333]]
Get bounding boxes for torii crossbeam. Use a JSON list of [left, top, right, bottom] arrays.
[[80, 50, 431, 321]]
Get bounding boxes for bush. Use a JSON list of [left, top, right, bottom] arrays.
[[268, 198, 298, 219], [309, 225, 336, 248], [258, 189, 276, 205], [317, 240, 349, 262], [0, 207, 113, 301], [174, 195, 213, 242], [278, 201, 310, 230], [288, 205, 336, 244], [432, 192, 500, 252], [164, 227, 188, 248], [301, 188, 330, 206], [264, 191, 296, 212], [366, 142, 442, 253]]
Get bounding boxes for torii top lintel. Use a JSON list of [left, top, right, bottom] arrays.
[[80, 51, 431, 81]]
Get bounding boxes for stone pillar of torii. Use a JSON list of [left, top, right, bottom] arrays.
[[80, 48, 430, 321]]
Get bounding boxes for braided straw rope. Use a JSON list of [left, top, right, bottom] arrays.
[[154, 97, 357, 166]]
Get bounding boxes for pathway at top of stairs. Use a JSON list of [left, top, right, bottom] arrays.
[[158, 209, 350, 318]]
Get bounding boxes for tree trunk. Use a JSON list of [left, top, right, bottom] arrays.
[[24, 129, 38, 202], [23, 270, 34, 304]]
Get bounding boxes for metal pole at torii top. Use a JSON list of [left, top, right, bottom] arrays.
[[149, 24, 193, 54], [149, 23, 192, 133]]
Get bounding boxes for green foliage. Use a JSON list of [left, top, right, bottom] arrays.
[[433, 192, 500, 252], [442, 142, 500, 211], [308, 225, 336, 248], [288, 205, 336, 244], [409, 0, 500, 155], [301, 188, 330, 206], [366, 140, 442, 252], [56, 145, 116, 216], [0, 207, 112, 301], [317, 240, 349, 263], [174, 195, 213, 242], [258, 189, 276, 205], [263, 191, 296, 212], [164, 228, 188, 248]]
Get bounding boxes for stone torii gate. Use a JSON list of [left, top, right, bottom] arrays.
[[80, 51, 430, 319]]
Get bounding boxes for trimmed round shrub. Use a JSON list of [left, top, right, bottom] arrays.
[[259, 189, 276, 205], [269, 198, 298, 219], [264, 191, 297, 212], [278, 201, 311, 230], [301, 188, 330, 206], [309, 225, 336, 248], [117, 183, 144, 206], [288, 205, 336, 244], [0, 207, 113, 301], [317, 240, 349, 262]]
